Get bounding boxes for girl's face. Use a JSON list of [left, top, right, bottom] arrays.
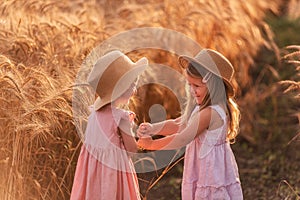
[[186, 75, 208, 105]]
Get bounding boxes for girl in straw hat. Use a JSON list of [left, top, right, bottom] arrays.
[[137, 49, 243, 199], [71, 50, 148, 200]]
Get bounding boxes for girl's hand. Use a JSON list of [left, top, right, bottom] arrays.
[[137, 122, 153, 138], [137, 136, 152, 150]]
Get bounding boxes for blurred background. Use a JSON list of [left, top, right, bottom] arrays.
[[0, 0, 299, 199]]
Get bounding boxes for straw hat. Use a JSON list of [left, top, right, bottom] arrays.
[[178, 48, 235, 97], [87, 50, 148, 110]]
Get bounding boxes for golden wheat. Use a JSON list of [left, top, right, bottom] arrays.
[[0, 0, 293, 199], [280, 45, 300, 98]]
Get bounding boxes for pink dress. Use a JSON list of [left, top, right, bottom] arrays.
[[182, 105, 243, 200], [70, 105, 140, 200]]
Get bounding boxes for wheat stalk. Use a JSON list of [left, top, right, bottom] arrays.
[[0, 0, 291, 199]]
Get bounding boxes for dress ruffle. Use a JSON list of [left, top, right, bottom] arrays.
[[182, 182, 243, 200]]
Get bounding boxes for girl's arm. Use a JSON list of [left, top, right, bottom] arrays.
[[138, 107, 212, 150], [138, 117, 184, 137], [119, 118, 138, 153]]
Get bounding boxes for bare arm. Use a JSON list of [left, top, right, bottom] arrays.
[[138, 117, 185, 137], [138, 108, 212, 150], [119, 118, 138, 153]]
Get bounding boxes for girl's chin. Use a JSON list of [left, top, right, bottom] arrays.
[[195, 98, 203, 104]]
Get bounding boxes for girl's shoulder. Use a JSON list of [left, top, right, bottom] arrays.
[[91, 106, 132, 123], [193, 104, 225, 118], [209, 104, 226, 118], [113, 108, 136, 124], [207, 105, 228, 130]]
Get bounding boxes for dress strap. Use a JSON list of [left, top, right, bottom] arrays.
[[210, 105, 226, 120]]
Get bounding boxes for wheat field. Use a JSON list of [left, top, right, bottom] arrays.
[[0, 0, 299, 199]]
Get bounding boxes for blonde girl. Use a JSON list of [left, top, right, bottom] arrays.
[[71, 50, 147, 200], [138, 49, 243, 199]]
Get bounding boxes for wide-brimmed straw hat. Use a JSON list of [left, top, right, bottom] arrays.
[[87, 50, 148, 110], [178, 48, 235, 97]]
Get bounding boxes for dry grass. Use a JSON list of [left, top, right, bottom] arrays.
[[0, 0, 295, 199], [281, 45, 300, 98], [280, 45, 300, 145]]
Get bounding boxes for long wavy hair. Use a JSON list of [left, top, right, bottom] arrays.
[[182, 62, 240, 142]]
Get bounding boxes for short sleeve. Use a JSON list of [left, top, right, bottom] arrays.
[[114, 108, 136, 127]]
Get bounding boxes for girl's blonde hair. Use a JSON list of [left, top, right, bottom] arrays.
[[182, 63, 240, 142]]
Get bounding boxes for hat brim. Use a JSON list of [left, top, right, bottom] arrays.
[[178, 55, 235, 97], [94, 57, 148, 110]]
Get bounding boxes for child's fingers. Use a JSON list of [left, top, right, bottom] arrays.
[[137, 122, 153, 138], [137, 132, 150, 138], [137, 124, 149, 133], [137, 129, 148, 138], [137, 130, 144, 138], [139, 124, 148, 132], [139, 125, 147, 131]]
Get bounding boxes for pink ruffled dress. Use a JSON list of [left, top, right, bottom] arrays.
[[70, 105, 140, 200], [182, 105, 243, 200]]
